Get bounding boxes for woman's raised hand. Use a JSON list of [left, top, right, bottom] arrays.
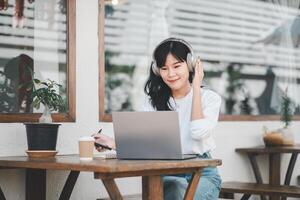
[[192, 57, 204, 90]]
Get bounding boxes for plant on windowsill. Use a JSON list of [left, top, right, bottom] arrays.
[[24, 78, 65, 154], [263, 88, 294, 146]]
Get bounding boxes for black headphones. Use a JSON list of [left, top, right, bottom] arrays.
[[151, 37, 197, 76]]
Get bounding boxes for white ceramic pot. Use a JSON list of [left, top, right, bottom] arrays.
[[279, 127, 294, 146]]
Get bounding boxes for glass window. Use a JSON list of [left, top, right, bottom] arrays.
[[0, 0, 75, 122], [99, 0, 300, 121]]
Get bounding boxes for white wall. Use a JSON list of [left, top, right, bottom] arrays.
[[0, 0, 299, 199], [215, 122, 300, 200]]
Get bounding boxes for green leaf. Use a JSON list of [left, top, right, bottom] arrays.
[[41, 82, 48, 87], [33, 79, 41, 84]]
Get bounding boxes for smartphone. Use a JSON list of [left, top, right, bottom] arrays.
[[94, 142, 112, 150]]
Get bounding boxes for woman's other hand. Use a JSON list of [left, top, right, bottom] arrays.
[[92, 133, 116, 152]]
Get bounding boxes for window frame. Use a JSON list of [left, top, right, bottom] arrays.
[[98, 0, 300, 122], [0, 0, 76, 123]]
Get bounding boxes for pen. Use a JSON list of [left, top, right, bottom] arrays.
[[91, 128, 102, 137], [94, 142, 112, 150]]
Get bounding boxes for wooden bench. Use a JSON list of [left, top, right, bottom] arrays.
[[220, 182, 300, 200]]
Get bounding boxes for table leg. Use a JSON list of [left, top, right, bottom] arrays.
[[142, 175, 163, 200], [281, 153, 298, 200], [59, 171, 80, 200], [241, 194, 251, 200], [284, 153, 298, 185], [102, 178, 123, 200], [248, 153, 267, 200], [183, 170, 201, 200], [269, 153, 281, 200], [26, 169, 46, 200], [0, 185, 6, 200]]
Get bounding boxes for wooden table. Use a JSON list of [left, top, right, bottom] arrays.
[[236, 145, 300, 200], [0, 155, 221, 200]]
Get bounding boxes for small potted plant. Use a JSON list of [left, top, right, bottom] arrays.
[[263, 88, 294, 146], [278, 88, 294, 146], [24, 78, 64, 153]]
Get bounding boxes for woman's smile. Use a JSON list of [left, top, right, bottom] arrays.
[[167, 78, 180, 83]]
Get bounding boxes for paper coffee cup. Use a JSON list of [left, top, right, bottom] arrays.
[[79, 136, 94, 161]]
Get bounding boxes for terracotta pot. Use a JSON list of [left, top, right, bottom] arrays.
[[263, 132, 284, 146], [263, 127, 294, 146]]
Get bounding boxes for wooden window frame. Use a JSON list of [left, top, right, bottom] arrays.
[[0, 0, 76, 123], [98, 0, 300, 122]]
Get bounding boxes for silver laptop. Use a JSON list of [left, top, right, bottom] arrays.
[[112, 111, 197, 160]]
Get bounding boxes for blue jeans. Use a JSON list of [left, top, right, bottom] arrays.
[[163, 153, 221, 200]]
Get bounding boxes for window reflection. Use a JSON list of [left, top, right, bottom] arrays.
[[0, 0, 67, 113], [103, 0, 300, 116]]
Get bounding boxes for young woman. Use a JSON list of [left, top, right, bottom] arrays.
[[95, 38, 222, 200]]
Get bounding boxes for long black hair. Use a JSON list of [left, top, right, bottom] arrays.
[[144, 38, 194, 111]]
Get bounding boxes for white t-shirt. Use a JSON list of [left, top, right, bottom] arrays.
[[142, 88, 221, 155]]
